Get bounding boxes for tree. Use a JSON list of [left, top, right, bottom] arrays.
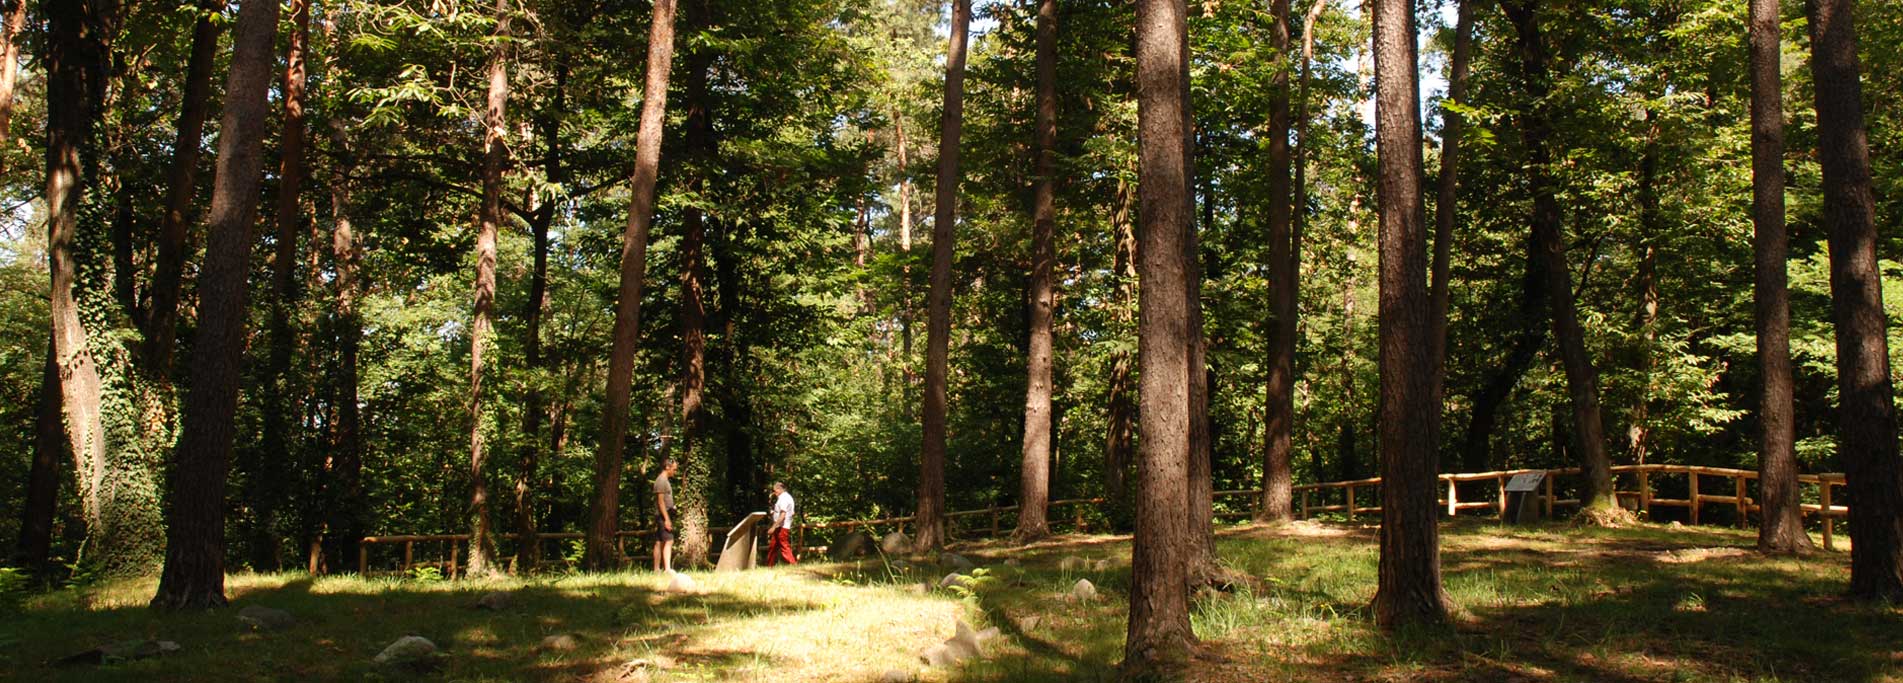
[[1428, 0, 1473, 405], [324, 116, 366, 573], [675, 49, 715, 566], [152, 0, 282, 609], [915, 0, 970, 555], [587, 0, 679, 571], [1369, 0, 1450, 629], [516, 51, 571, 572], [1012, 0, 1058, 544], [1749, 0, 1809, 555], [1501, 0, 1622, 523], [464, 0, 513, 578], [1809, 0, 1903, 599], [0, 0, 29, 157], [1259, 0, 1295, 525], [1123, 0, 1195, 673], [15, 338, 63, 570], [146, 0, 223, 374]]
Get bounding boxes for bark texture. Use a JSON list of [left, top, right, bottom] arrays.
[[147, 0, 223, 374], [1260, 0, 1296, 524], [1808, 0, 1903, 598], [1750, 0, 1810, 555], [676, 52, 715, 567], [325, 117, 366, 571], [1013, 0, 1058, 544], [1428, 0, 1473, 405], [153, 0, 281, 609], [1370, 0, 1451, 629], [15, 339, 63, 569], [0, 0, 28, 157], [916, 0, 971, 555], [464, 0, 511, 578], [587, 0, 677, 571]]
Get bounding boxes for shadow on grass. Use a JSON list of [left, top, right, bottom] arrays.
[[0, 573, 811, 682]]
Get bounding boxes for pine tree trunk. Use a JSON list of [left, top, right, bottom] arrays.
[[252, 0, 313, 572], [1259, 0, 1296, 525], [1013, 0, 1058, 544], [1370, 0, 1451, 629], [147, 0, 222, 374], [1808, 0, 1903, 598], [465, 0, 512, 578], [1185, 144, 1214, 577], [676, 54, 715, 567], [152, 0, 281, 609], [1103, 180, 1136, 517], [916, 0, 971, 555], [1123, 0, 1196, 673], [1503, 0, 1619, 521], [587, 0, 677, 571], [15, 338, 63, 569], [1750, 0, 1810, 555], [325, 117, 365, 571]]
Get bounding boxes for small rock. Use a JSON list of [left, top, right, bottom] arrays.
[[832, 531, 873, 560], [1003, 558, 1021, 567], [539, 633, 582, 651], [1069, 578, 1097, 602], [237, 605, 296, 631], [373, 635, 438, 666], [880, 531, 911, 555], [937, 572, 971, 590], [919, 642, 960, 667], [666, 572, 700, 594], [940, 552, 976, 572], [1092, 558, 1113, 572], [880, 669, 919, 683], [475, 591, 513, 611], [1019, 615, 1042, 632], [1669, 521, 1685, 529], [57, 639, 182, 666], [1058, 555, 1086, 571]]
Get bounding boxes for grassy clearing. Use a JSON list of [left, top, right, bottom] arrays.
[[1, 520, 1896, 682]]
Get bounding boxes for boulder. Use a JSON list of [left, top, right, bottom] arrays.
[[475, 591, 513, 611], [831, 531, 873, 560], [236, 605, 296, 631], [1069, 578, 1097, 602], [539, 634, 583, 652], [880, 531, 911, 555], [373, 635, 438, 666], [921, 620, 995, 668], [940, 552, 976, 572], [666, 572, 700, 594], [937, 572, 971, 590]]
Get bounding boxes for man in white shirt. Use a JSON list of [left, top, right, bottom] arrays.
[[766, 481, 798, 566]]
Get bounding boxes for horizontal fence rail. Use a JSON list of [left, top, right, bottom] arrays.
[[340, 465, 1848, 577]]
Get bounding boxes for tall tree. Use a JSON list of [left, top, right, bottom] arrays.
[[1749, 0, 1809, 555], [516, 52, 570, 572], [1502, 0, 1620, 522], [1103, 181, 1137, 511], [1808, 0, 1903, 599], [1259, 0, 1296, 525], [1428, 0, 1473, 399], [1123, 0, 1195, 673], [1370, 0, 1450, 629], [252, 0, 313, 572], [465, 0, 512, 577], [324, 116, 366, 572], [1013, 0, 1058, 543], [145, 0, 223, 373], [586, 0, 678, 571], [0, 0, 29, 155], [15, 339, 63, 570], [152, 0, 281, 609], [915, 0, 970, 554], [675, 51, 715, 565]]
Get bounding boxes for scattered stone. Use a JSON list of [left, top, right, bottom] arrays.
[[1003, 558, 1021, 568], [55, 639, 181, 667], [831, 531, 873, 560], [879, 669, 919, 683], [1018, 615, 1042, 632], [373, 635, 439, 668], [919, 642, 963, 667], [880, 531, 911, 555], [940, 552, 976, 572], [1069, 578, 1097, 602], [539, 634, 583, 652], [937, 572, 971, 590], [1092, 558, 1113, 572], [1669, 521, 1685, 529], [666, 572, 700, 594], [475, 591, 513, 611], [1057, 555, 1086, 571], [236, 605, 296, 631]]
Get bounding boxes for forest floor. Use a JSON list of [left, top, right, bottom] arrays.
[[1, 519, 1896, 682]]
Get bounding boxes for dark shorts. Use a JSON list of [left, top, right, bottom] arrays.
[[654, 510, 679, 543]]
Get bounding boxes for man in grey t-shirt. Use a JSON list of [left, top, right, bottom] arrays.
[[652, 458, 679, 573]]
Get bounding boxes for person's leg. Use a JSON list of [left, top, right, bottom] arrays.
[[661, 539, 674, 572], [651, 540, 661, 571]]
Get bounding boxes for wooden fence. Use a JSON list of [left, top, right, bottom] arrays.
[[346, 464, 1848, 576]]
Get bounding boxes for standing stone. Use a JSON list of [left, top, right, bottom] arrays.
[[940, 552, 976, 571], [373, 635, 438, 665], [236, 605, 296, 631], [475, 591, 513, 611], [1068, 578, 1096, 602], [880, 531, 911, 555], [832, 531, 873, 559]]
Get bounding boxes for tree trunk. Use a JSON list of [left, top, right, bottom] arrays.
[[1013, 0, 1057, 544], [516, 54, 568, 572], [0, 0, 27, 157], [895, 104, 917, 392], [1122, 0, 1196, 674], [1104, 180, 1136, 516], [1502, 0, 1620, 522], [325, 117, 365, 572], [152, 0, 281, 609], [1750, 0, 1810, 555], [1629, 116, 1660, 468], [1185, 138, 1214, 577], [915, 0, 970, 555], [1428, 0, 1473, 408], [1808, 0, 1903, 598], [676, 53, 714, 567], [1370, 0, 1451, 629], [464, 0, 512, 578], [147, 0, 222, 374], [251, 0, 312, 572], [1259, 0, 1296, 525], [15, 339, 64, 570], [587, 0, 677, 571]]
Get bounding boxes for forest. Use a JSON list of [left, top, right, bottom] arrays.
[[1, 0, 1901, 679]]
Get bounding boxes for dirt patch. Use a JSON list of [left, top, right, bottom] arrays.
[[1654, 547, 1751, 564]]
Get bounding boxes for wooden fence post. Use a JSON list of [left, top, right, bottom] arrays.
[[1542, 473, 1555, 518], [403, 541, 414, 573], [1689, 473, 1701, 525], [1074, 505, 1086, 533], [1638, 468, 1651, 517], [990, 508, 1000, 537], [1301, 489, 1310, 519], [1345, 485, 1356, 520], [449, 541, 460, 580], [1735, 475, 1748, 528], [1495, 474, 1508, 517], [1821, 482, 1834, 551], [1446, 479, 1458, 517], [359, 544, 369, 576]]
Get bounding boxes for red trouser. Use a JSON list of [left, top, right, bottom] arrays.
[[766, 527, 798, 566]]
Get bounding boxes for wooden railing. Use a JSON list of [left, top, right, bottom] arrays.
[[347, 464, 1850, 576]]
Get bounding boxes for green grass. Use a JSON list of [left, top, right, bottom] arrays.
[[2, 521, 1895, 682]]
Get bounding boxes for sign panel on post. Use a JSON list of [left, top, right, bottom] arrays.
[[1505, 472, 1545, 493]]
